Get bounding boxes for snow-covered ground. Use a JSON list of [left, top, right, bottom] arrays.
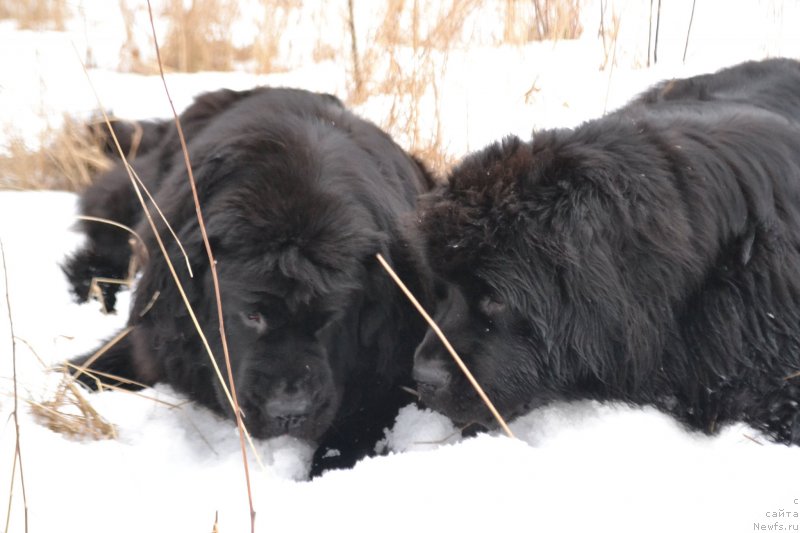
[[3, 1, 800, 532]]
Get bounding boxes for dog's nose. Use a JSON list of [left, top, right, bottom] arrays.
[[413, 359, 451, 395], [265, 391, 312, 431]]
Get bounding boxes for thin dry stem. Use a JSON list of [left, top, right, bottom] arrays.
[[4, 448, 18, 533], [743, 433, 764, 446], [77, 215, 147, 256], [66, 359, 150, 392], [146, 3, 256, 530], [1, 239, 29, 533], [375, 253, 515, 439], [347, 0, 364, 101], [127, 166, 193, 277], [70, 326, 133, 380], [602, 13, 621, 113], [71, 41, 264, 468]]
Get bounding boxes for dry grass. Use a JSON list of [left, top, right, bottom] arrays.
[[2, 0, 590, 188], [249, 0, 302, 73], [0, 116, 113, 192], [159, 0, 239, 72], [0, 0, 68, 30], [350, 0, 485, 176], [117, 0, 155, 74], [598, 0, 622, 70], [160, 0, 304, 73], [29, 373, 117, 441], [503, 0, 583, 43]]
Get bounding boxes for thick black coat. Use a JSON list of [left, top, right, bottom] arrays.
[[413, 58, 800, 444], [65, 88, 259, 310], [66, 87, 433, 475]]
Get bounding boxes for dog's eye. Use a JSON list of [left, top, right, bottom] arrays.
[[241, 311, 268, 334], [479, 294, 506, 316]]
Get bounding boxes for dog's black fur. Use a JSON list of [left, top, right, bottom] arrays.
[[636, 58, 800, 121], [66, 87, 433, 476], [65, 89, 261, 310], [413, 58, 800, 444]]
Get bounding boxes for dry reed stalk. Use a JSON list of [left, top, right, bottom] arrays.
[[76, 215, 149, 265], [347, 0, 364, 102], [71, 39, 265, 476], [375, 253, 515, 439], [65, 361, 152, 393], [602, 12, 621, 113], [599, 3, 621, 71], [70, 326, 134, 380], [146, 3, 256, 530], [73, 216, 147, 313], [683, 0, 697, 63], [1, 238, 29, 533]]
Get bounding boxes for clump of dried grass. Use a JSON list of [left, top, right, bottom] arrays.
[[248, 0, 302, 73], [159, 0, 239, 72], [29, 372, 117, 441], [598, 0, 622, 70], [116, 0, 158, 74], [503, 0, 583, 43], [350, 0, 483, 176], [0, 0, 69, 30], [0, 115, 113, 191]]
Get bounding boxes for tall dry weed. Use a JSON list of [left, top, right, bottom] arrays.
[[248, 0, 302, 73], [160, 0, 239, 72], [503, 0, 583, 43], [352, 0, 484, 175], [0, 0, 68, 30], [598, 0, 621, 70]]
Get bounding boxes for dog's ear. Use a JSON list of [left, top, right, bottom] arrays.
[[129, 218, 199, 321], [359, 227, 433, 376]]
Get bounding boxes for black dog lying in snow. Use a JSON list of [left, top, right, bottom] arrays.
[[413, 58, 800, 444], [65, 87, 433, 475]]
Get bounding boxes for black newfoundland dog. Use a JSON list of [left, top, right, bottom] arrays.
[[65, 87, 433, 475], [413, 58, 800, 445]]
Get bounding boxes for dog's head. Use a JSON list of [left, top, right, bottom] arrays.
[[412, 132, 701, 427], [207, 168, 383, 441], [135, 99, 425, 443]]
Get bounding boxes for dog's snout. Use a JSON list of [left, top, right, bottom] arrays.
[[413, 359, 451, 395], [265, 389, 313, 431]]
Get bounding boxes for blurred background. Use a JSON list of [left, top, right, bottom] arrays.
[[1, 0, 798, 188]]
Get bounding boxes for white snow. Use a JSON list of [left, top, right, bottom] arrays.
[[3, 1, 800, 532]]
